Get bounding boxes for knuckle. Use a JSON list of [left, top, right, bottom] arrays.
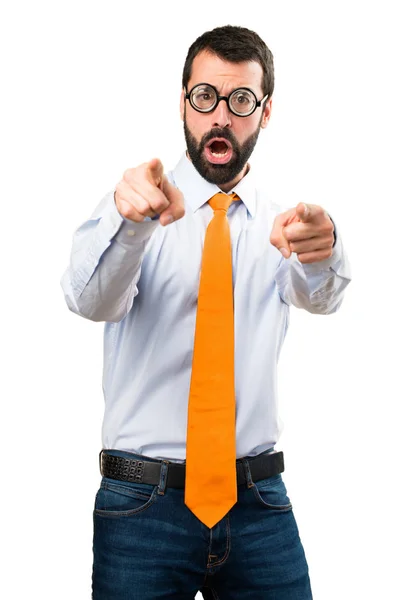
[[270, 233, 281, 247], [115, 182, 123, 197], [151, 205, 163, 217], [120, 202, 137, 220], [137, 199, 152, 216], [123, 168, 136, 184], [283, 226, 291, 241], [116, 199, 131, 217], [151, 198, 168, 214]]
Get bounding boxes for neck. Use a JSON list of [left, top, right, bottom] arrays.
[[185, 150, 250, 193], [217, 163, 250, 193]]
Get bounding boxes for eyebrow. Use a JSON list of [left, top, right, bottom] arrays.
[[190, 83, 257, 94]]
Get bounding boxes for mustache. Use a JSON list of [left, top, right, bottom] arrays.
[[200, 128, 238, 148]]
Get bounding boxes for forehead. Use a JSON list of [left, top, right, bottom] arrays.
[[189, 50, 263, 94]]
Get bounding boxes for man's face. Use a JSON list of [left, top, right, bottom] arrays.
[[180, 51, 272, 188]]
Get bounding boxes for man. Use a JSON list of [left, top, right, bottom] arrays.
[[61, 25, 351, 600]]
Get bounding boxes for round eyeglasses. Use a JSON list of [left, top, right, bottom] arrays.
[[185, 83, 268, 117]]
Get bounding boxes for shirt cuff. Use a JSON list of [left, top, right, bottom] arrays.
[[329, 215, 337, 247], [112, 193, 160, 245]]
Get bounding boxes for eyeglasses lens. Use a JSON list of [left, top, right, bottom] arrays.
[[229, 89, 256, 116], [191, 85, 217, 112], [190, 85, 257, 116]]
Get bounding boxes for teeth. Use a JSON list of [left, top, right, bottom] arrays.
[[211, 151, 228, 157]]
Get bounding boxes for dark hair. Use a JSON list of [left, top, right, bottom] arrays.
[[182, 25, 274, 98]]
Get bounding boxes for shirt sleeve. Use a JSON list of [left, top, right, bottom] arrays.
[[275, 223, 352, 314], [60, 190, 160, 322]]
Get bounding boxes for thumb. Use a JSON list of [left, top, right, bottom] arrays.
[[146, 158, 164, 187], [161, 176, 183, 204], [159, 176, 185, 225]]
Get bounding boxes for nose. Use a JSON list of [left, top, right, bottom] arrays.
[[211, 98, 232, 128]]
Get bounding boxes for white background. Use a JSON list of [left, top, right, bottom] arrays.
[[1, 1, 414, 598]]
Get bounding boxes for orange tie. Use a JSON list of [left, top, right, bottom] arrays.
[[185, 192, 238, 528]]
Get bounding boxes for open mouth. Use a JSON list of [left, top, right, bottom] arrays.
[[204, 138, 233, 164]]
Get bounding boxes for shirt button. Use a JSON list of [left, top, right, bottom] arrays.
[[127, 229, 136, 237]]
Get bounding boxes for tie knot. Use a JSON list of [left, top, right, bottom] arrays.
[[208, 192, 239, 213]]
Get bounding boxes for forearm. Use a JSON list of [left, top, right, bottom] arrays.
[[61, 191, 159, 322]]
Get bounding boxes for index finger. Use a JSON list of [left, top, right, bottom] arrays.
[[296, 203, 325, 223], [146, 158, 164, 187]]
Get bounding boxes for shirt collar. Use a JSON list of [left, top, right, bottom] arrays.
[[172, 152, 257, 218]]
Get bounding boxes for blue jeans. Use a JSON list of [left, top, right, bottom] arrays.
[[92, 450, 313, 599]]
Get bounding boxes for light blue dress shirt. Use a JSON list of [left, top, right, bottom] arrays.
[[61, 153, 351, 462]]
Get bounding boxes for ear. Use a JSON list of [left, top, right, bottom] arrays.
[[260, 97, 272, 129], [180, 89, 185, 122]]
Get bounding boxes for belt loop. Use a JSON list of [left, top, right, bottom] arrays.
[[241, 458, 254, 489], [99, 449, 104, 475], [158, 460, 169, 495]]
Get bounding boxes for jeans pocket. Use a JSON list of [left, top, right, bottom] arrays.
[[94, 477, 158, 518], [252, 473, 293, 511]]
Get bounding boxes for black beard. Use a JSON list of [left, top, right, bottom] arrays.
[[183, 115, 261, 185]]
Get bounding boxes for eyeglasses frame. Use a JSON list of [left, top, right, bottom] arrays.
[[185, 83, 269, 118]]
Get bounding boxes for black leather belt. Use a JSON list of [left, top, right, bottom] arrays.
[[100, 449, 284, 488]]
